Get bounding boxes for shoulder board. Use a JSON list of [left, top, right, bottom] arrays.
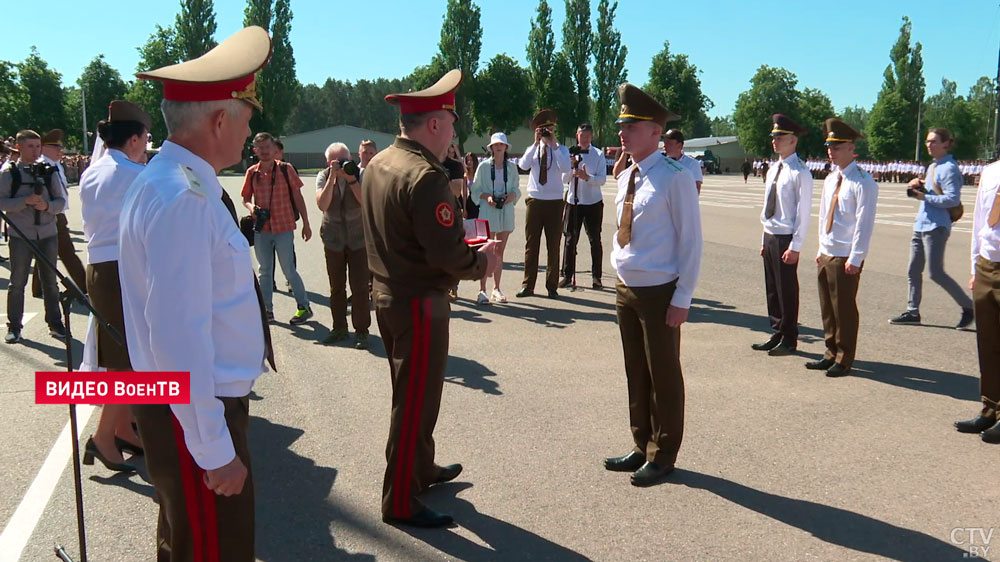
[[664, 157, 684, 172], [856, 168, 871, 180], [180, 165, 208, 198]]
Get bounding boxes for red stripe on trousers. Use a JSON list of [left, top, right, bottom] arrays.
[[171, 415, 220, 562], [402, 298, 433, 511], [393, 299, 424, 518]]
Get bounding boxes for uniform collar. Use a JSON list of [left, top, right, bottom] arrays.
[[934, 154, 954, 166], [838, 160, 858, 176], [107, 148, 141, 167], [778, 153, 798, 165], [393, 136, 444, 170], [39, 154, 57, 166], [158, 140, 222, 198], [635, 149, 663, 176]]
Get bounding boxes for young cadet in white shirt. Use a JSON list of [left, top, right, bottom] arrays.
[[956, 158, 1000, 443], [517, 108, 572, 298], [661, 128, 703, 193], [805, 118, 878, 378], [751, 114, 813, 356], [603, 84, 701, 487], [560, 122, 608, 289], [118, 27, 274, 561]]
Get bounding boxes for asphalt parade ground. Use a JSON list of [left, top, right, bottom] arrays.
[[0, 171, 996, 561]]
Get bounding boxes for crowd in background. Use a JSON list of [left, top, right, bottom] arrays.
[[752, 157, 991, 184]]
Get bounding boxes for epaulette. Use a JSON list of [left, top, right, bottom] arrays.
[[664, 156, 684, 173], [180, 164, 208, 197]]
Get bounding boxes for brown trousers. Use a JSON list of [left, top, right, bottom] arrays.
[[132, 398, 254, 562], [85, 261, 130, 370], [375, 291, 451, 519], [32, 213, 86, 296], [615, 281, 685, 466], [817, 254, 862, 367], [974, 256, 1000, 412], [522, 197, 564, 292], [323, 246, 371, 333]]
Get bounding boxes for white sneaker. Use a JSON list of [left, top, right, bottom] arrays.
[[476, 291, 491, 305], [491, 288, 507, 303]]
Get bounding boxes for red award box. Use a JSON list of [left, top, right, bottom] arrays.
[[464, 218, 490, 246]]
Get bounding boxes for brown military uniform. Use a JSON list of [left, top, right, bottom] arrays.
[[362, 136, 487, 519]]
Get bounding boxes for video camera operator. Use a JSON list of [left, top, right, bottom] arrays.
[[559, 123, 607, 289]]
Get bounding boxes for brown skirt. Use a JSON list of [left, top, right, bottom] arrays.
[[86, 261, 131, 370]]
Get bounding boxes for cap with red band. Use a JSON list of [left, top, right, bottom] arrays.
[[385, 69, 462, 117], [136, 26, 272, 112]]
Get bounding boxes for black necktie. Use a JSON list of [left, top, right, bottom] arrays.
[[764, 162, 783, 219], [220, 190, 276, 372]]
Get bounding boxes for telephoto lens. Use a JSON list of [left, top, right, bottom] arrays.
[[341, 159, 360, 177]]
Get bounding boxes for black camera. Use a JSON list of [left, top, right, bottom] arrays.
[[906, 184, 926, 199], [338, 159, 360, 177], [494, 195, 507, 209], [539, 128, 551, 138], [253, 207, 271, 232], [568, 145, 585, 156], [32, 163, 48, 225]]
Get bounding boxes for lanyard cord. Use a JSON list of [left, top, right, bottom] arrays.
[[490, 158, 508, 196]]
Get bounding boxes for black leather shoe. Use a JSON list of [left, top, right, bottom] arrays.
[[547, 289, 559, 299], [630, 461, 675, 487], [825, 363, 851, 377], [592, 278, 603, 289], [83, 437, 137, 472], [115, 436, 144, 456], [516, 287, 534, 298], [751, 335, 781, 351], [956, 308, 975, 330], [981, 421, 1000, 444], [955, 414, 997, 434], [604, 451, 645, 472], [383, 507, 454, 528], [433, 463, 463, 484], [557, 277, 572, 288], [767, 342, 797, 356], [805, 358, 835, 370]]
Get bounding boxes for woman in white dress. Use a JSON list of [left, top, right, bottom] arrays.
[[470, 132, 521, 304]]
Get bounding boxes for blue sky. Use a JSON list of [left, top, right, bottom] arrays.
[[2, 0, 999, 119]]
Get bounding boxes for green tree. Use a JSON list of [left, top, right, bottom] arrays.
[[866, 16, 924, 160], [409, 56, 448, 91], [285, 83, 329, 134], [840, 105, 871, 158], [251, 0, 298, 135], [644, 41, 713, 137], [63, 87, 83, 150], [796, 87, 835, 158], [17, 47, 67, 135], [590, 0, 627, 146], [174, 0, 218, 60], [924, 78, 981, 160], [965, 76, 997, 158], [127, 25, 182, 143], [562, 0, 591, 127], [438, 0, 482, 149], [541, 52, 577, 140], [243, 0, 271, 30], [733, 65, 799, 156], [78, 55, 128, 139], [526, 0, 555, 111], [471, 54, 533, 135], [709, 115, 736, 137], [0, 61, 27, 136]]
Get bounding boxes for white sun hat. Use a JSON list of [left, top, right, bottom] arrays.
[[488, 132, 509, 148]]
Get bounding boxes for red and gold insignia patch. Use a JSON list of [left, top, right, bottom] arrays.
[[435, 201, 454, 228]]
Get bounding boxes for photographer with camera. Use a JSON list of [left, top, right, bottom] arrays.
[[517, 109, 572, 298], [559, 123, 607, 289], [471, 132, 521, 304], [0, 130, 68, 343], [241, 131, 313, 325], [661, 129, 703, 194], [889, 128, 974, 329], [316, 142, 370, 348]]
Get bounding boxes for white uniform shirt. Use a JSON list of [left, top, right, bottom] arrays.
[[972, 160, 1000, 273], [611, 151, 702, 308], [518, 142, 572, 200], [817, 160, 879, 267], [79, 149, 144, 264], [118, 141, 265, 470], [672, 154, 703, 184], [563, 145, 607, 205], [760, 153, 814, 252], [38, 154, 69, 210]]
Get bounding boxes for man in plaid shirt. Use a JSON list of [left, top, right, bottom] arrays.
[[241, 132, 313, 324]]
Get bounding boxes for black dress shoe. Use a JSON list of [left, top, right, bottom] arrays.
[[383, 507, 454, 528], [604, 451, 645, 472], [630, 461, 675, 487], [547, 289, 559, 299], [115, 436, 144, 456], [767, 342, 796, 356], [956, 308, 975, 330], [955, 414, 997, 433], [515, 287, 534, 298], [592, 278, 603, 289], [83, 437, 137, 472], [805, 358, 835, 370], [981, 421, 1000, 444], [557, 277, 572, 288], [433, 463, 463, 484], [751, 335, 781, 351], [825, 363, 851, 377]]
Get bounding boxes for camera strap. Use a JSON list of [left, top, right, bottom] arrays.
[[490, 158, 508, 197]]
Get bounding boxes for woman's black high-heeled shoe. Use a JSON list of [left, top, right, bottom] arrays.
[[83, 437, 137, 472], [115, 436, 144, 457]]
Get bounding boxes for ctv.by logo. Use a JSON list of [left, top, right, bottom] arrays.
[[950, 527, 995, 559]]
